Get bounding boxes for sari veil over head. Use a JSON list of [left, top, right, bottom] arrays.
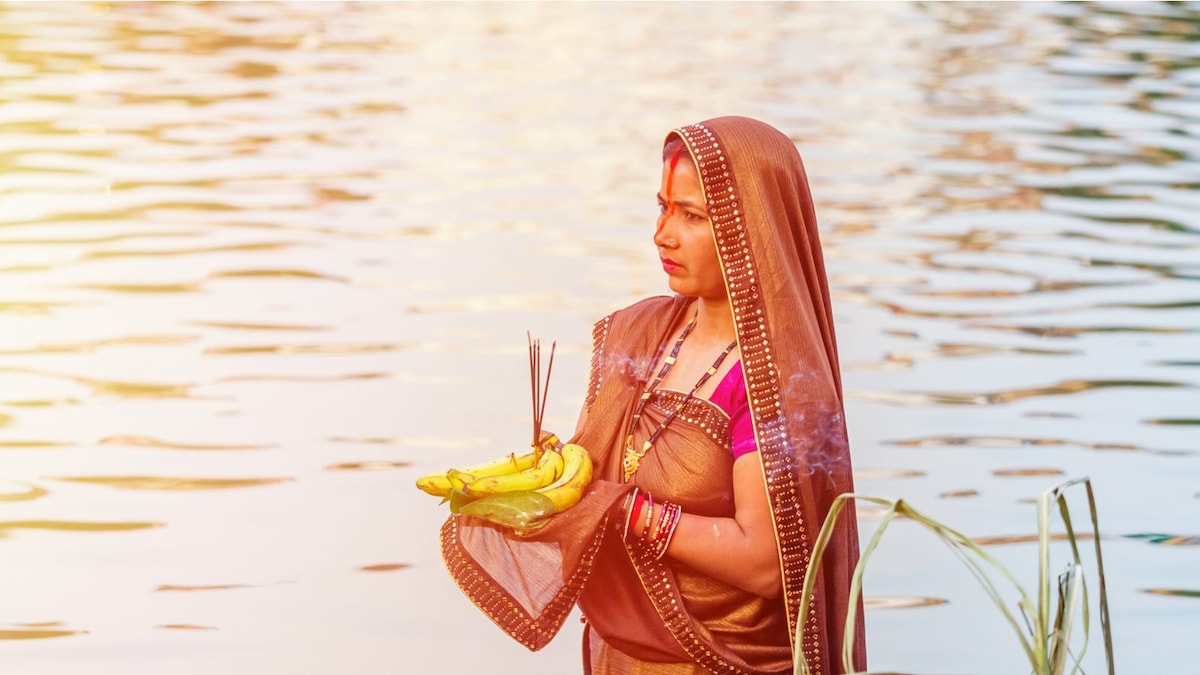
[[441, 116, 865, 674]]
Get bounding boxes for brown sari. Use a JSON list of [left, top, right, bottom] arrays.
[[441, 116, 866, 674]]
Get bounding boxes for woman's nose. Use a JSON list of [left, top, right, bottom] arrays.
[[653, 211, 676, 247]]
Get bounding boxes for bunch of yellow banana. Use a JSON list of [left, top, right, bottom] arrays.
[[414, 436, 593, 530], [415, 432, 560, 498]]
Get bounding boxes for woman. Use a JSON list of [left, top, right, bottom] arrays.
[[441, 116, 865, 674]]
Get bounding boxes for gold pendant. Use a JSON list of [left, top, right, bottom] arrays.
[[622, 440, 653, 482]]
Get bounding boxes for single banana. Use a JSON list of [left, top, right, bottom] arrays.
[[535, 443, 593, 513], [414, 438, 556, 498], [416, 473, 453, 497], [462, 450, 540, 478], [464, 447, 564, 497]]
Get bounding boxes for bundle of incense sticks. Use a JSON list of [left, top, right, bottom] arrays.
[[528, 332, 556, 457]]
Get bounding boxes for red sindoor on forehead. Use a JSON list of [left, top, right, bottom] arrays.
[[656, 142, 686, 240]]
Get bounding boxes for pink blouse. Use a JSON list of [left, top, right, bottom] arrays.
[[708, 361, 757, 459]]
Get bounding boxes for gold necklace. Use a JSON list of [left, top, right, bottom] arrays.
[[622, 314, 738, 482]]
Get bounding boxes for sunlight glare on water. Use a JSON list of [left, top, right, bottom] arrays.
[[0, 2, 1197, 673]]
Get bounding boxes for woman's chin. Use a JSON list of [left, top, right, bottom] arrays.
[[666, 280, 695, 297]]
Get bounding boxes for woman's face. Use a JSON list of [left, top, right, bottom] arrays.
[[654, 156, 725, 300]]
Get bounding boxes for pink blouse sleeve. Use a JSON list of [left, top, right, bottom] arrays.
[[709, 361, 757, 459]]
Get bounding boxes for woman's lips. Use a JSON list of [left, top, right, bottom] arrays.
[[661, 258, 681, 272]]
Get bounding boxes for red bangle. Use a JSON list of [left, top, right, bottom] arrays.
[[624, 487, 643, 535], [624, 490, 646, 541]]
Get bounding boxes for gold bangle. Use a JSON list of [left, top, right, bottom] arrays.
[[642, 493, 654, 542]]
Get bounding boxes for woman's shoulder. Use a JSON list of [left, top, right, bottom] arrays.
[[605, 294, 685, 323]]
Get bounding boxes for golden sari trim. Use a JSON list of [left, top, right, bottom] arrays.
[[440, 517, 607, 651], [673, 122, 824, 673]]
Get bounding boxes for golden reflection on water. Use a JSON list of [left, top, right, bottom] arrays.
[[97, 435, 274, 451], [205, 342, 405, 355], [325, 461, 410, 472], [890, 434, 1194, 457], [1141, 588, 1200, 599], [50, 475, 293, 491], [209, 268, 349, 283], [328, 435, 490, 449], [81, 241, 305, 260], [863, 596, 949, 610], [0, 301, 78, 315], [359, 563, 410, 572], [940, 489, 980, 499], [852, 377, 1190, 407], [973, 533, 1096, 546], [968, 322, 1195, 337], [0, 334, 195, 355], [845, 341, 1077, 373], [991, 467, 1065, 478], [189, 320, 331, 332], [854, 468, 925, 480], [0, 480, 48, 501], [406, 291, 568, 314], [0, 624, 85, 640], [1, 366, 198, 399], [217, 371, 387, 383], [75, 282, 203, 293], [0, 440, 69, 450], [0, 520, 161, 536], [156, 583, 262, 592]]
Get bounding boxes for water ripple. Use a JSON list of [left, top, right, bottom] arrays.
[[0, 480, 48, 502], [0, 623, 85, 640], [1124, 533, 1200, 547], [974, 533, 1097, 546], [890, 434, 1193, 457], [991, 467, 1065, 478], [852, 378, 1191, 407], [863, 596, 948, 611], [0, 334, 195, 355], [97, 435, 274, 452], [0, 520, 162, 537], [190, 320, 332, 332], [359, 563, 411, 572], [50, 475, 293, 491], [205, 342, 406, 356], [326, 435, 489, 449], [324, 461, 410, 472]]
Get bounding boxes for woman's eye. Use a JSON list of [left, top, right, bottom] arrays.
[[685, 211, 706, 222], [657, 202, 668, 215]]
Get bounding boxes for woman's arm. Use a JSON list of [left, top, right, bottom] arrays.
[[629, 451, 783, 598]]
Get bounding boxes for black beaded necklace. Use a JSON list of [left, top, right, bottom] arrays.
[[622, 312, 738, 482]]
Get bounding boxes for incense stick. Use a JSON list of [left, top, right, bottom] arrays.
[[527, 333, 557, 453]]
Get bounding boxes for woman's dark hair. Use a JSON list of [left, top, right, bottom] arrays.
[[663, 135, 688, 163]]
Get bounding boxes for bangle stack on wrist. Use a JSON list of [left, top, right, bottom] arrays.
[[652, 501, 682, 560], [620, 488, 683, 561]]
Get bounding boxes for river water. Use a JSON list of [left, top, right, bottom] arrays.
[[0, 2, 1196, 673]]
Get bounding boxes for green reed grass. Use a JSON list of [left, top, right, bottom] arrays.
[[794, 478, 1113, 675]]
